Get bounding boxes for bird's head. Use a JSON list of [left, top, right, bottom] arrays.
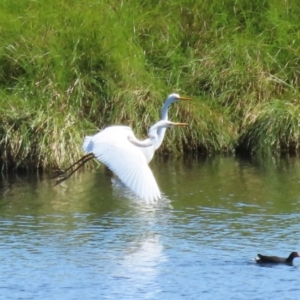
[[291, 252, 300, 258], [166, 93, 191, 105], [149, 120, 188, 135]]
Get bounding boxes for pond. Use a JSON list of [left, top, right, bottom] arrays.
[[0, 155, 300, 299]]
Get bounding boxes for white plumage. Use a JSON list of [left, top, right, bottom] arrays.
[[139, 93, 190, 162], [55, 93, 190, 201], [82, 120, 187, 202]]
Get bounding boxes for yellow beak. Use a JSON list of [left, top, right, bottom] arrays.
[[177, 96, 191, 101], [170, 122, 189, 127]]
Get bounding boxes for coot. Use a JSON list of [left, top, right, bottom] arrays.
[[254, 252, 300, 264]]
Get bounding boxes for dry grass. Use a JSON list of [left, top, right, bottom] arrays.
[[1, 0, 300, 170]]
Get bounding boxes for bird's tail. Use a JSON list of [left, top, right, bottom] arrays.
[[82, 136, 93, 152]]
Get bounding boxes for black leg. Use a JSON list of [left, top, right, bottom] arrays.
[[63, 153, 95, 174], [54, 153, 95, 185]]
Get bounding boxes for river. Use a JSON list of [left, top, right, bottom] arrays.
[[0, 155, 300, 299]]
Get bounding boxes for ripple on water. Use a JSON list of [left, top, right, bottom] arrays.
[[1, 157, 300, 299]]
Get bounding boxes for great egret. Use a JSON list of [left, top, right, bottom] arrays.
[[55, 120, 188, 201], [139, 93, 190, 162], [55, 93, 190, 176], [157, 93, 190, 150]]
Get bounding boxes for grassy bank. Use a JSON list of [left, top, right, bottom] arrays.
[[0, 0, 300, 170]]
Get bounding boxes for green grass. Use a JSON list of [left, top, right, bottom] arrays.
[[238, 100, 300, 154], [0, 0, 300, 170]]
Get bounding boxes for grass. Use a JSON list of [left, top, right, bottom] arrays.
[[238, 100, 300, 154], [0, 0, 300, 170]]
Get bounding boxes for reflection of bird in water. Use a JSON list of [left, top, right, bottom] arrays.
[[56, 120, 188, 202], [254, 252, 300, 264], [57, 94, 189, 201], [111, 234, 166, 297]]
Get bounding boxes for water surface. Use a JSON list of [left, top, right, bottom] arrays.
[[1, 156, 300, 299]]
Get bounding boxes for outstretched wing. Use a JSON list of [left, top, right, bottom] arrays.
[[83, 126, 161, 202]]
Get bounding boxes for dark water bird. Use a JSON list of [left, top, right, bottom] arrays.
[[254, 252, 300, 265]]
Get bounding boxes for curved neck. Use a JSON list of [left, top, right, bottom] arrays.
[[161, 98, 173, 120], [128, 136, 153, 147], [154, 128, 166, 150], [155, 99, 173, 150], [287, 253, 296, 263]]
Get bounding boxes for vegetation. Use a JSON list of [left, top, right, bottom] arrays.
[[0, 0, 300, 170]]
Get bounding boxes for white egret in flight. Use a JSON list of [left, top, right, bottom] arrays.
[[56, 93, 189, 175], [55, 120, 188, 202], [55, 93, 190, 200]]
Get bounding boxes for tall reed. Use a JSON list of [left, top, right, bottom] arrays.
[[0, 0, 299, 170]]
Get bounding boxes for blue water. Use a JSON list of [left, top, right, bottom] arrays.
[[0, 156, 300, 299]]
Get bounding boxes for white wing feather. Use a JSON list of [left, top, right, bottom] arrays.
[[82, 126, 161, 202], [83, 136, 93, 152], [83, 126, 131, 153]]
